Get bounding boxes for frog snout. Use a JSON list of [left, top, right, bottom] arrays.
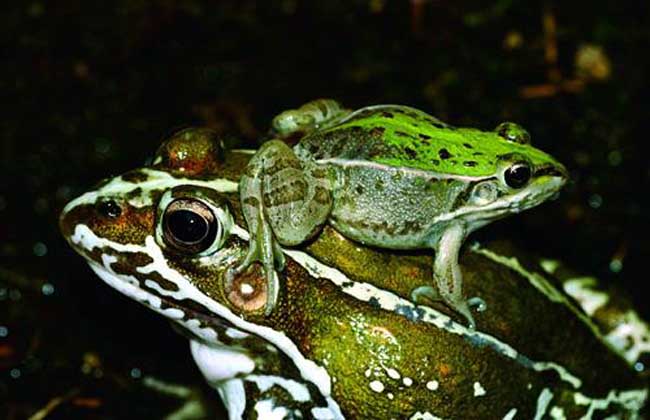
[[534, 164, 569, 185]]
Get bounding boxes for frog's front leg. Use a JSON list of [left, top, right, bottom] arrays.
[[229, 140, 333, 314], [412, 223, 485, 328]]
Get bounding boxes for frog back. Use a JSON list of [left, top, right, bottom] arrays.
[[295, 105, 494, 177]]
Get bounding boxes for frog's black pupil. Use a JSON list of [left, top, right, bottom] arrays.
[[504, 164, 531, 188], [98, 200, 121, 218], [167, 210, 208, 244]]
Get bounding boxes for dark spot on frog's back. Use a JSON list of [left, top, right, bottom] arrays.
[[370, 126, 386, 137], [463, 161, 478, 167], [262, 156, 302, 177], [395, 131, 415, 139], [381, 111, 394, 118], [121, 170, 149, 183], [348, 125, 364, 135], [404, 147, 418, 159], [438, 148, 452, 160], [463, 143, 474, 149]]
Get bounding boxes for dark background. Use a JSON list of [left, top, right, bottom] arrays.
[[1, 1, 648, 418]]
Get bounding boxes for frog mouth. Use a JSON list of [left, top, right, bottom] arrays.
[[84, 257, 232, 340], [446, 174, 567, 227]]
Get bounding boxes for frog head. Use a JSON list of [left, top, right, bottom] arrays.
[[445, 122, 569, 231], [58, 128, 272, 335]]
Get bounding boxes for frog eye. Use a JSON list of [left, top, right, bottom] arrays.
[[503, 162, 532, 189], [162, 198, 225, 255], [496, 122, 531, 145]]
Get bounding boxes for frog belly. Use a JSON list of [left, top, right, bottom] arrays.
[[329, 164, 469, 249]]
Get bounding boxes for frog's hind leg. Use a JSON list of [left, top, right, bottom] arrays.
[[411, 223, 485, 329], [230, 139, 332, 314]]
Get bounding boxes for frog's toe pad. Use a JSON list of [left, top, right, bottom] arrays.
[[468, 296, 487, 313]]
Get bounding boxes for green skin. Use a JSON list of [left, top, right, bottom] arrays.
[[59, 128, 647, 418], [232, 100, 568, 327]]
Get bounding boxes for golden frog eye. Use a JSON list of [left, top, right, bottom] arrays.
[[162, 198, 221, 254]]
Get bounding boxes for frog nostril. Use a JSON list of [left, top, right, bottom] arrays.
[[97, 200, 122, 218]]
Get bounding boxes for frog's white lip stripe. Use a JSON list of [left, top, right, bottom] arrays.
[[70, 224, 344, 419], [437, 176, 565, 226]]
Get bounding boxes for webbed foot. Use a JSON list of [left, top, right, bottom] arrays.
[[411, 286, 485, 329]]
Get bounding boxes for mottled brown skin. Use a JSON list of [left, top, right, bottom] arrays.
[[60, 127, 647, 419]]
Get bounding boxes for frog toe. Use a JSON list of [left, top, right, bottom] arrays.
[[468, 296, 487, 313], [410, 286, 479, 329], [410, 285, 440, 303], [273, 241, 286, 270]]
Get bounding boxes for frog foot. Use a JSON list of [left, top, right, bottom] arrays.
[[410, 286, 485, 329]]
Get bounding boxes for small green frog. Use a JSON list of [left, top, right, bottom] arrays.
[[231, 100, 568, 327]]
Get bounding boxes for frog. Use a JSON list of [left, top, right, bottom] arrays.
[[59, 127, 648, 419], [229, 99, 568, 328]]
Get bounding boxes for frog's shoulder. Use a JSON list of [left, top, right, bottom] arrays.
[[297, 105, 495, 176]]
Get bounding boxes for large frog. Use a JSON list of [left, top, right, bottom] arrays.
[[231, 100, 568, 327], [59, 128, 648, 419]]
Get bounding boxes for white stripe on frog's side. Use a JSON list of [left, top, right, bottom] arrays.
[[62, 168, 239, 212], [408, 412, 445, 420], [605, 310, 650, 368], [573, 388, 648, 419], [562, 277, 609, 317], [216, 378, 247, 420], [502, 408, 517, 420], [531, 386, 648, 420], [71, 224, 344, 420], [280, 245, 583, 389], [540, 259, 650, 369], [533, 388, 553, 420], [469, 245, 619, 360]]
